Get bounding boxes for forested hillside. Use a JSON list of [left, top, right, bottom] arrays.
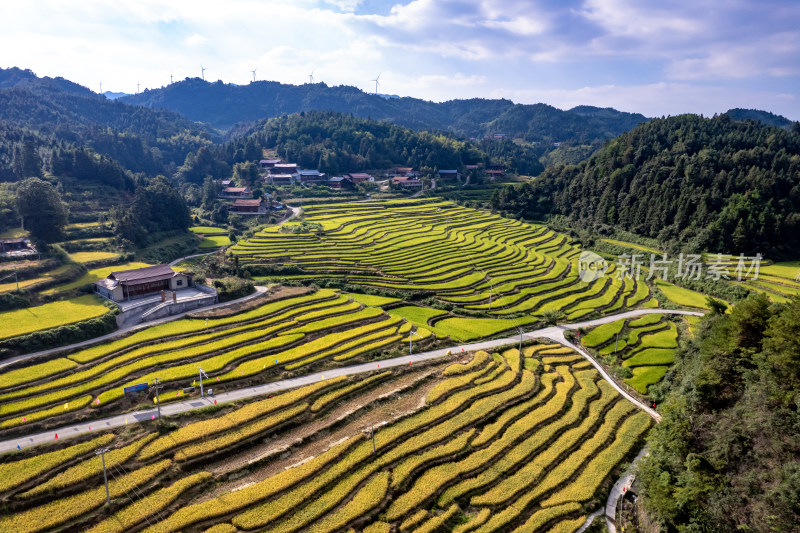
[[639, 294, 800, 531], [492, 114, 800, 257], [120, 77, 648, 142], [0, 67, 215, 177], [191, 111, 543, 181]]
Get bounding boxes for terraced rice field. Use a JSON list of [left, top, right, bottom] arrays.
[[198, 235, 232, 249], [0, 345, 652, 533], [739, 261, 800, 303], [0, 289, 425, 431], [189, 226, 227, 235], [233, 199, 653, 329], [0, 264, 76, 294], [67, 251, 120, 264], [654, 279, 712, 309], [581, 313, 681, 394], [0, 295, 112, 343]]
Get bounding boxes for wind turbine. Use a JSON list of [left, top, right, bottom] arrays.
[[99, 82, 102, 94], [170, 74, 173, 84], [251, 69, 257, 82], [308, 71, 314, 84], [136, 82, 140, 94], [371, 73, 381, 95], [201, 65, 207, 81]]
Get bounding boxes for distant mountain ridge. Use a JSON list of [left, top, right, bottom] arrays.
[[0, 67, 216, 180], [0, 66, 94, 96], [725, 108, 794, 129], [118, 77, 650, 143], [102, 91, 130, 100]]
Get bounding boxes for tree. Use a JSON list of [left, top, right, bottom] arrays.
[[15, 177, 68, 243], [202, 175, 217, 208], [232, 161, 260, 189], [541, 309, 564, 326], [111, 176, 191, 246], [12, 139, 42, 179], [706, 296, 728, 315]]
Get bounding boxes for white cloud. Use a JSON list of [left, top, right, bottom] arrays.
[[322, 0, 362, 12], [185, 33, 208, 47], [0, 0, 797, 119]]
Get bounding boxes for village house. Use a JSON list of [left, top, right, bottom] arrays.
[[94, 264, 193, 302], [219, 186, 252, 199], [392, 176, 423, 190], [486, 164, 507, 180], [268, 173, 295, 186], [294, 170, 327, 185], [229, 198, 267, 215], [438, 169, 461, 180], [347, 172, 375, 184], [271, 163, 298, 175], [328, 177, 355, 190], [0, 238, 31, 253], [259, 159, 282, 170], [389, 167, 418, 178], [486, 169, 506, 180]]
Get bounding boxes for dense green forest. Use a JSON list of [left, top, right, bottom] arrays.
[[0, 67, 215, 177], [194, 111, 544, 179], [639, 294, 800, 532], [109, 176, 192, 246], [492, 114, 800, 257], [120, 77, 648, 142]]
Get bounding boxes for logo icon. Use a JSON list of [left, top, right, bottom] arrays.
[[578, 251, 609, 283]]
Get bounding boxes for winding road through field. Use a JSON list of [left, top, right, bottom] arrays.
[[0, 308, 702, 453]]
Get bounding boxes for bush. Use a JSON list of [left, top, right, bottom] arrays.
[[215, 277, 255, 302], [0, 291, 30, 311]]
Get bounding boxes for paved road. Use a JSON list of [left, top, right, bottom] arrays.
[[0, 286, 270, 371], [168, 251, 214, 267], [0, 308, 702, 453], [603, 447, 648, 533]]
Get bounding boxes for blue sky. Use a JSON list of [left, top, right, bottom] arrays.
[[1, 0, 798, 119]]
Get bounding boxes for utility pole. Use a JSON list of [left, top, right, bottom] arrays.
[[96, 448, 110, 504], [614, 333, 619, 355], [198, 368, 208, 398], [517, 327, 523, 356], [150, 378, 164, 421], [409, 329, 422, 355], [0, 272, 20, 291], [488, 278, 493, 312], [370, 424, 375, 453]]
